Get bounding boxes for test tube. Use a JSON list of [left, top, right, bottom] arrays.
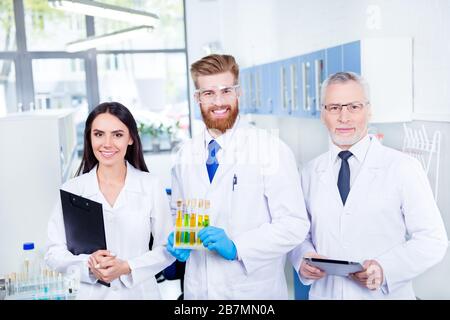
[[197, 215, 203, 244], [183, 199, 190, 244], [197, 199, 204, 244], [190, 213, 196, 245], [175, 199, 183, 245], [190, 199, 197, 245], [204, 200, 210, 227]]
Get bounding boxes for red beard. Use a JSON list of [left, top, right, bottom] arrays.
[[200, 102, 239, 133]]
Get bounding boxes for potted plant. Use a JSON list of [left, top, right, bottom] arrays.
[[167, 120, 181, 150], [138, 122, 152, 151], [148, 123, 164, 152]]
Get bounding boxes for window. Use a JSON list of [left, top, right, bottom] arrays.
[[0, 0, 190, 144], [24, 0, 87, 51], [0, 59, 16, 116], [32, 58, 87, 110], [0, 1, 16, 51], [94, 0, 185, 50], [98, 52, 189, 139]]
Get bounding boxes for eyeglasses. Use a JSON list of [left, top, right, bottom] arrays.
[[323, 101, 370, 114], [195, 85, 240, 104]]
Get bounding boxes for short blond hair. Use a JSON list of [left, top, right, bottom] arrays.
[[190, 54, 239, 88]]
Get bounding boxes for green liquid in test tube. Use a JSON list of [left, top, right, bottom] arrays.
[[204, 200, 210, 227], [184, 213, 189, 243]]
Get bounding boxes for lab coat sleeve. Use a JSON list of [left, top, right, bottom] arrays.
[[120, 178, 176, 288], [45, 201, 97, 284], [233, 139, 310, 275], [375, 158, 448, 294], [288, 231, 316, 286], [169, 162, 184, 222], [288, 167, 317, 285]]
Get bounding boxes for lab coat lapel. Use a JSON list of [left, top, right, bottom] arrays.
[[111, 162, 143, 210], [205, 126, 247, 224], [317, 153, 343, 207], [191, 133, 211, 190], [344, 138, 381, 209]]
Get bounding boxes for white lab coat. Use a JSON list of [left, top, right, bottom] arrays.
[[290, 137, 448, 299], [170, 118, 310, 299], [45, 161, 175, 299]]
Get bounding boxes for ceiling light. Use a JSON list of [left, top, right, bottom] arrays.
[[48, 0, 159, 26], [65, 25, 153, 52]]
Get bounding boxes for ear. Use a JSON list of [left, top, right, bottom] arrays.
[[236, 86, 242, 98], [128, 138, 133, 146], [367, 104, 373, 122], [194, 92, 200, 104]]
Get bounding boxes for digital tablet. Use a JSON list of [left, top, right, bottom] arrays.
[[303, 257, 363, 276]]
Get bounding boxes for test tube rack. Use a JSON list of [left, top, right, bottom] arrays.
[[3, 268, 79, 300], [173, 199, 210, 250]]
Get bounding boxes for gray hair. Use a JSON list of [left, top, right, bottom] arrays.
[[320, 72, 370, 108]]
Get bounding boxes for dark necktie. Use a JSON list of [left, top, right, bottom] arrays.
[[337, 150, 353, 205], [206, 140, 220, 183]]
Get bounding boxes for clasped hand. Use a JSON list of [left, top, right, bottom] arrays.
[[88, 250, 130, 284]]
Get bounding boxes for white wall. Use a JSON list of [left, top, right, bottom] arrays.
[[185, 0, 450, 298]]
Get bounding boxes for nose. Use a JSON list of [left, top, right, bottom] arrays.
[[338, 106, 351, 122], [103, 134, 112, 147], [212, 92, 226, 105]]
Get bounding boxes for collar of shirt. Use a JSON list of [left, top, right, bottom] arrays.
[[330, 134, 372, 185], [330, 134, 371, 164], [84, 160, 142, 198], [203, 115, 241, 159]]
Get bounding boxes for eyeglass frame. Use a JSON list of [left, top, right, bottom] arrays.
[[194, 84, 241, 104], [322, 101, 370, 114]]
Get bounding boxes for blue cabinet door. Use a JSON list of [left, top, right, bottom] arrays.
[[275, 59, 293, 116], [343, 41, 361, 74], [239, 68, 250, 114], [260, 63, 273, 114], [309, 50, 325, 118], [252, 65, 264, 114], [326, 45, 343, 76], [269, 61, 282, 116], [291, 55, 306, 118]]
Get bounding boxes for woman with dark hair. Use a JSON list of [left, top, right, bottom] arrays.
[[45, 102, 175, 299]]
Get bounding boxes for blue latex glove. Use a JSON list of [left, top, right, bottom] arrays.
[[198, 226, 237, 260], [166, 232, 191, 262]]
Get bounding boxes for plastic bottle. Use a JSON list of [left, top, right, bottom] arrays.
[[22, 242, 39, 292]]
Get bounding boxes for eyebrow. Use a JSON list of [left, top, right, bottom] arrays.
[[92, 129, 125, 134]]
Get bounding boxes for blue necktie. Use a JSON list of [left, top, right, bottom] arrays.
[[206, 140, 220, 183], [337, 151, 353, 205]]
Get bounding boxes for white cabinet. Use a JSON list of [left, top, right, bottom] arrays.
[[327, 38, 413, 123], [360, 38, 413, 123], [0, 109, 78, 275]]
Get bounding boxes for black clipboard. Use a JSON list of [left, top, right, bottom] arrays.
[[60, 189, 110, 287]]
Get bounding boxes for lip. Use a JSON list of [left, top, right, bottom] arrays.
[[335, 128, 355, 135], [99, 151, 117, 159], [210, 107, 230, 119]]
